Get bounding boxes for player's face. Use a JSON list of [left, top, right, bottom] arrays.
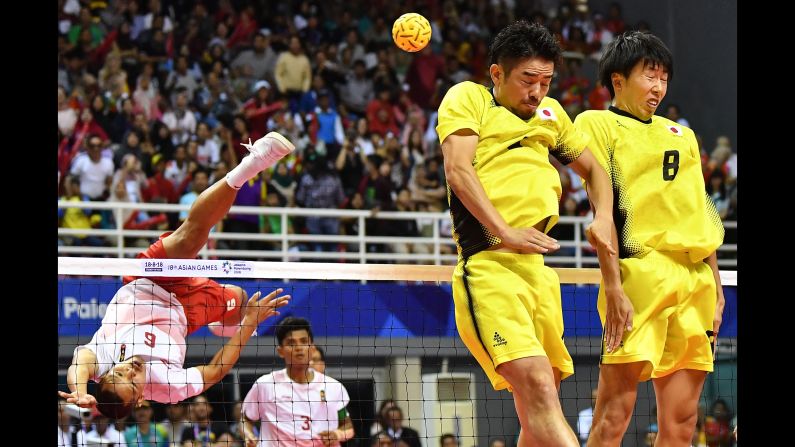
[[615, 60, 669, 121], [278, 329, 313, 367], [109, 357, 147, 405], [491, 57, 553, 120]]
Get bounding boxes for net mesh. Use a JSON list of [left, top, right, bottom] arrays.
[[58, 257, 737, 447]]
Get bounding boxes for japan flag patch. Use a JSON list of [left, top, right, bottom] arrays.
[[538, 107, 557, 121], [668, 125, 683, 136]]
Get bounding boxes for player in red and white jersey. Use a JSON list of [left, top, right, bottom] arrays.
[[242, 317, 354, 447], [59, 132, 296, 419]]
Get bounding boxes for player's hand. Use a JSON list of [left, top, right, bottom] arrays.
[[603, 286, 633, 353], [57, 390, 97, 408], [585, 215, 617, 256], [242, 289, 291, 327], [244, 432, 258, 447], [318, 430, 339, 446], [712, 285, 726, 353], [498, 226, 560, 254]]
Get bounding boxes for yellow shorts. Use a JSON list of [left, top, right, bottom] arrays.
[[452, 251, 573, 391], [599, 251, 717, 381]]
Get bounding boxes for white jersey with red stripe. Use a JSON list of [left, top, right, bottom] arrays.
[[74, 279, 204, 403], [242, 368, 351, 446]]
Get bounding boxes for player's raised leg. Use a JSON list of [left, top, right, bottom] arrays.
[[163, 132, 294, 259]]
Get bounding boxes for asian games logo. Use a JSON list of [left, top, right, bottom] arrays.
[[222, 260, 232, 274]]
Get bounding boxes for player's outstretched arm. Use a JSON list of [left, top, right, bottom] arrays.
[[567, 148, 616, 256], [58, 348, 100, 408], [570, 148, 633, 352], [196, 288, 290, 390]]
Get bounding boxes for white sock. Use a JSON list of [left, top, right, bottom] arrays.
[[225, 154, 268, 190]]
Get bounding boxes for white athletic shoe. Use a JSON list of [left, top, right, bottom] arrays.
[[240, 131, 295, 168]]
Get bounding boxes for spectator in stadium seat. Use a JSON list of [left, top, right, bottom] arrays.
[[59, 132, 295, 419], [664, 103, 690, 128], [342, 60, 375, 117], [275, 35, 313, 113], [378, 406, 420, 447], [296, 152, 346, 252], [59, 85, 79, 137], [310, 345, 327, 374], [704, 399, 733, 447], [160, 402, 191, 447], [58, 398, 86, 446], [311, 88, 345, 159], [161, 91, 197, 146], [181, 395, 230, 445], [123, 400, 169, 446], [86, 408, 129, 446], [222, 170, 266, 252], [242, 79, 285, 142], [367, 86, 400, 138], [226, 401, 246, 444], [232, 28, 278, 82], [70, 133, 115, 200], [242, 317, 354, 446], [405, 45, 445, 110]]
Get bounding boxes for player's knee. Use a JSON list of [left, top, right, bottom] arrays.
[[658, 410, 697, 441], [501, 364, 557, 402], [593, 403, 633, 440]]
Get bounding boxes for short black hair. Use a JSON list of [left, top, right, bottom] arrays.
[[599, 31, 673, 99], [440, 433, 457, 445], [86, 133, 102, 144], [275, 316, 313, 346], [95, 375, 134, 420], [488, 20, 561, 76]]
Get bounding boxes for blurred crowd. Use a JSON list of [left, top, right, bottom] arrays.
[[58, 0, 736, 258]]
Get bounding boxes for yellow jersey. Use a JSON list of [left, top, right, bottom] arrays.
[[574, 107, 724, 262], [437, 81, 590, 258]]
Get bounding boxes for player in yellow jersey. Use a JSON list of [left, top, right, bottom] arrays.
[[438, 21, 621, 447], [573, 32, 725, 446]]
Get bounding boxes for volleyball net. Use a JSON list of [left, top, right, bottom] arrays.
[[58, 257, 737, 446]]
